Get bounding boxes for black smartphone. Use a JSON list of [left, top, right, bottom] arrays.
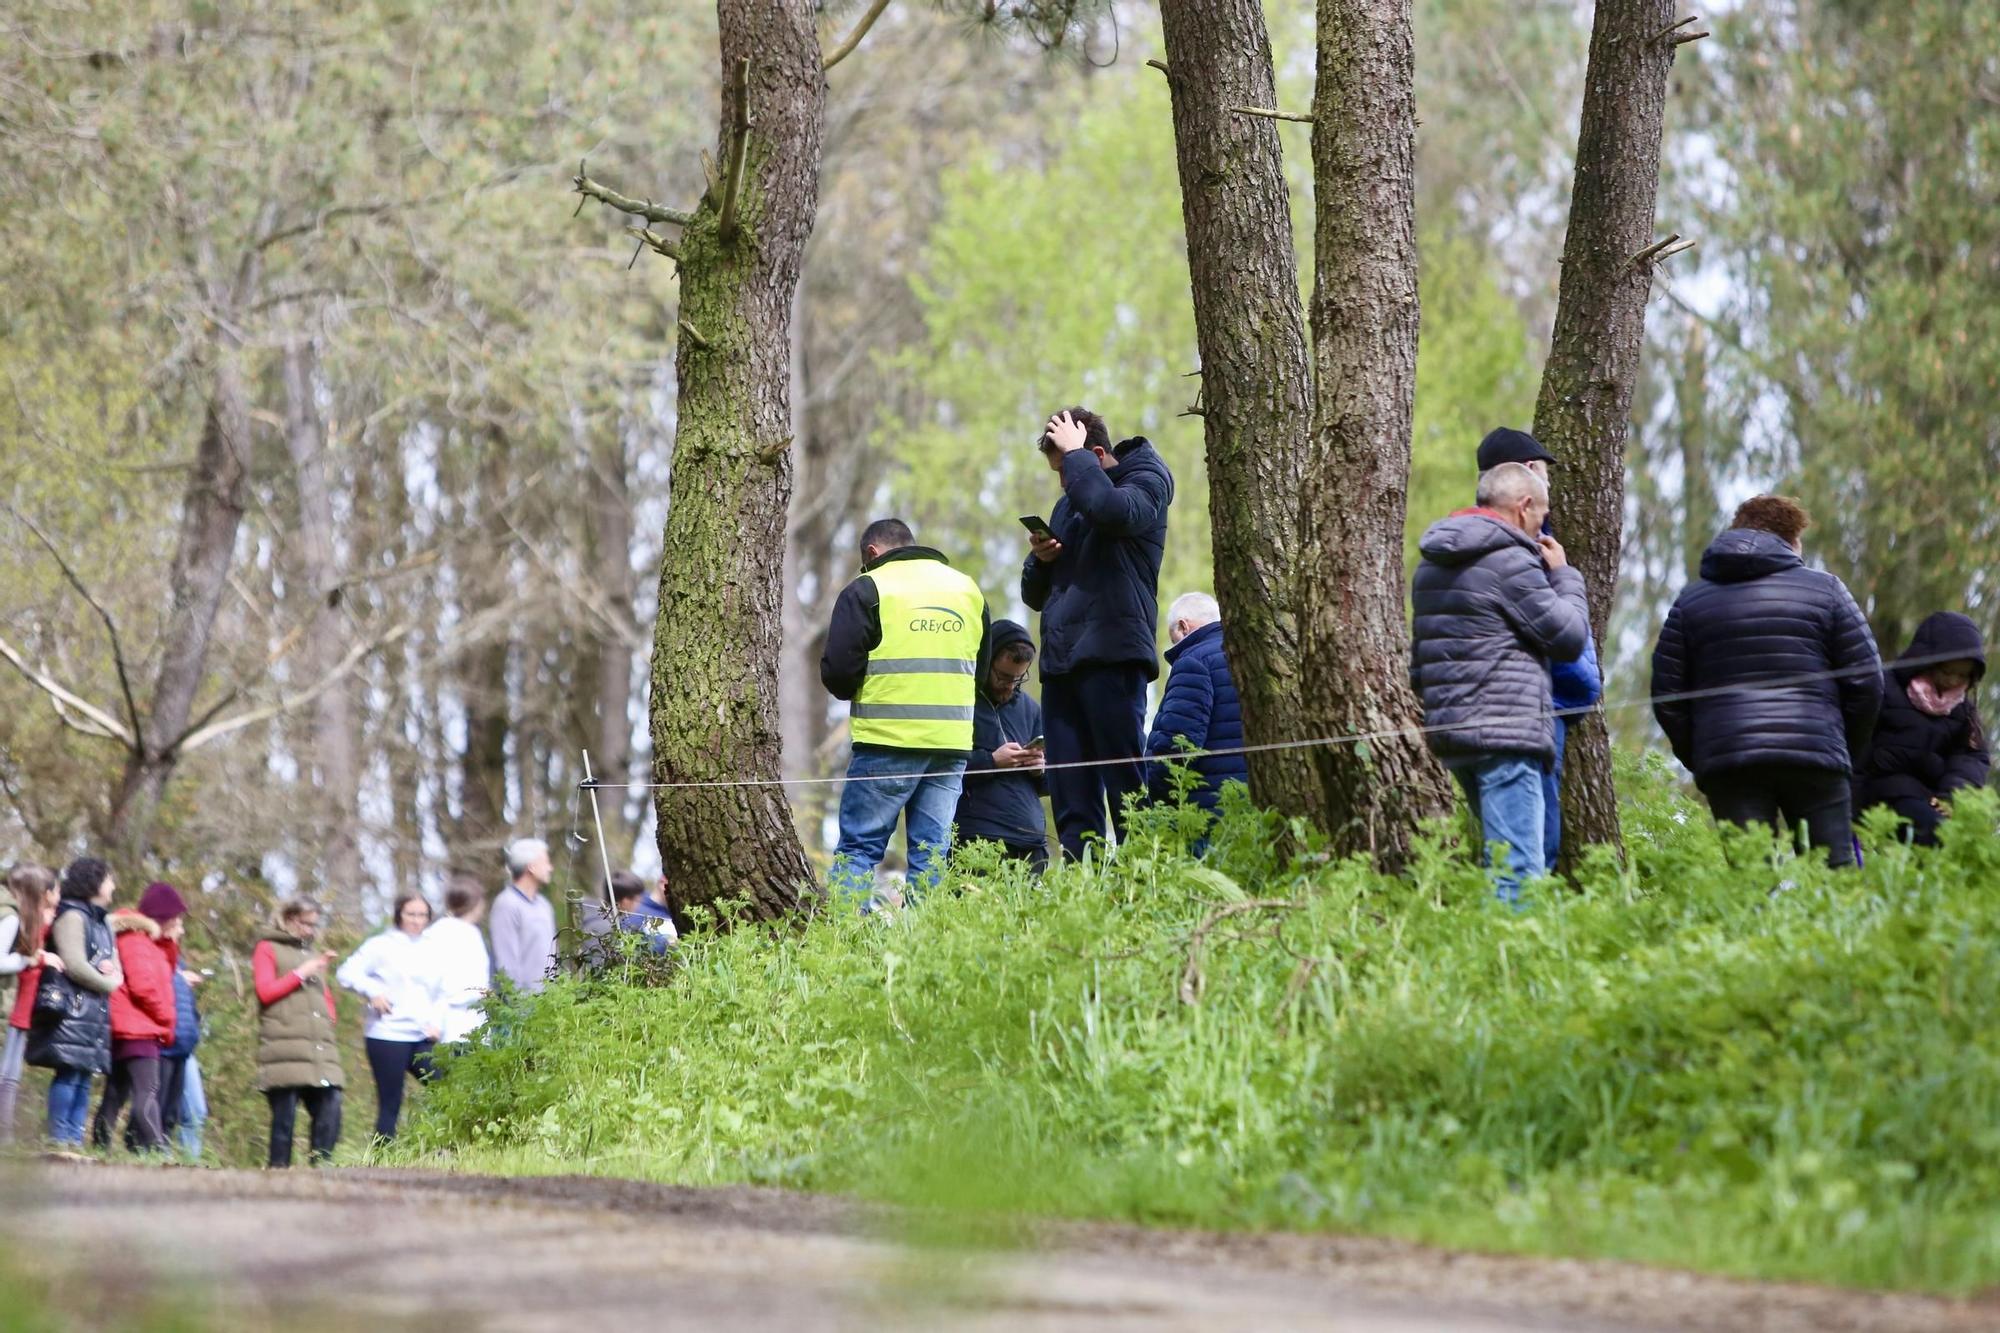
[[1019, 515, 1055, 539], [1025, 735, 1045, 750]]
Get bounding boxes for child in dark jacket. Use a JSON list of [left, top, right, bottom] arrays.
[[1852, 612, 1989, 846]]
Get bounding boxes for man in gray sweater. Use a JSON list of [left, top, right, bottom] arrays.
[[487, 837, 557, 993]]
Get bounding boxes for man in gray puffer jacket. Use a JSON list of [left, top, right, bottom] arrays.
[[1411, 463, 1591, 900]]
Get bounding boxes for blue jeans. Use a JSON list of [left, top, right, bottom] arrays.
[[47, 1066, 95, 1145], [178, 1055, 207, 1157], [829, 749, 967, 908], [1449, 754, 1547, 905]]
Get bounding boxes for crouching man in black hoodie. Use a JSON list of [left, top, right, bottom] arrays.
[[953, 621, 1051, 871]]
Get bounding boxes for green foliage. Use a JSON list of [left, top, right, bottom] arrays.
[[400, 768, 2000, 1292], [1685, 1, 2000, 661], [887, 68, 1211, 608], [1407, 229, 1541, 560]]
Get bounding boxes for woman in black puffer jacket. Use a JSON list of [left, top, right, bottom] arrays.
[[24, 858, 123, 1147], [1852, 612, 1990, 845]]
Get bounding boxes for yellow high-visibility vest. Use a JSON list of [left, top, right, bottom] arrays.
[[853, 556, 985, 751]]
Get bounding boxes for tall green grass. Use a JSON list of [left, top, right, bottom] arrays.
[[398, 758, 2000, 1293]]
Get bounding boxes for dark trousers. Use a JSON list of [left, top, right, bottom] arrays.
[[266, 1085, 343, 1168], [158, 1055, 190, 1143], [1000, 840, 1051, 873], [364, 1037, 436, 1141], [1699, 765, 1855, 867], [1043, 665, 1149, 860], [93, 1055, 165, 1151]]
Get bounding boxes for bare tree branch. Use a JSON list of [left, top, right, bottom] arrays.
[[1232, 105, 1314, 123], [822, 0, 893, 71], [496, 511, 647, 653], [0, 629, 137, 747], [175, 622, 414, 753], [572, 165, 696, 226], [0, 501, 144, 737], [719, 58, 752, 243]]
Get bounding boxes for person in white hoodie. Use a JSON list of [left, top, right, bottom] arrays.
[[424, 876, 492, 1053], [336, 893, 444, 1143]]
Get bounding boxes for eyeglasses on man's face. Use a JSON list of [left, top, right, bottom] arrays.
[[995, 668, 1031, 687]]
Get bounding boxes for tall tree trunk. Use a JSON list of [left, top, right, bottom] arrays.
[[1532, 0, 1682, 872], [1155, 0, 1322, 819], [281, 339, 366, 917], [1677, 317, 1715, 581], [588, 425, 637, 857], [106, 361, 254, 854], [457, 436, 513, 861], [650, 0, 824, 925], [1297, 0, 1453, 868]]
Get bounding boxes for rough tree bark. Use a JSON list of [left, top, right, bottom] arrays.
[[1295, 0, 1454, 868], [281, 338, 366, 917], [606, 0, 825, 925], [105, 360, 255, 854], [587, 424, 637, 857], [457, 436, 514, 860], [1532, 0, 1687, 872], [1155, 0, 1322, 819]]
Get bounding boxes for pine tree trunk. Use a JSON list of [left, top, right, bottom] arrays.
[[650, 0, 824, 925], [588, 427, 637, 857], [1533, 0, 1682, 872], [1156, 0, 1322, 820], [282, 339, 365, 918], [1297, 0, 1453, 868]]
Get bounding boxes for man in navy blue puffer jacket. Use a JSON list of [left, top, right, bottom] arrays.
[[1022, 407, 1174, 859], [1652, 495, 1882, 865], [1144, 592, 1247, 813]]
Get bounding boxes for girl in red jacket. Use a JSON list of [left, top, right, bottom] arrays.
[[91, 882, 184, 1152]]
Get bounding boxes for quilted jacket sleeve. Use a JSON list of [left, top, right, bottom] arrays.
[[1652, 598, 1692, 767], [1828, 581, 1883, 762]]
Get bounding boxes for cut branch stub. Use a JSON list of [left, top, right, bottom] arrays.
[[626, 225, 685, 263], [718, 57, 753, 244]]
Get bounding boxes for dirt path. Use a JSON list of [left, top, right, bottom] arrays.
[[2, 1164, 1993, 1332]]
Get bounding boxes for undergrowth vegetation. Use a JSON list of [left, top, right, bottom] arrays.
[[398, 757, 2000, 1293]]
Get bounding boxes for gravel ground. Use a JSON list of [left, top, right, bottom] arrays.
[[2, 1163, 1995, 1332]]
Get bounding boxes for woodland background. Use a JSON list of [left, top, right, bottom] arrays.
[[2, 0, 1995, 921]]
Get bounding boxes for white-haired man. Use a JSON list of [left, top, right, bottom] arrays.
[[1410, 462, 1590, 903], [1144, 591, 1246, 818], [488, 836, 557, 993]]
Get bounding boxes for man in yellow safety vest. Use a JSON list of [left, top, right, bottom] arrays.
[[820, 518, 990, 908]]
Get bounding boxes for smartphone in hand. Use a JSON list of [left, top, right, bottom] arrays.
[[1025, 735, 1045, 751], [1019, 515, 1056, 540]]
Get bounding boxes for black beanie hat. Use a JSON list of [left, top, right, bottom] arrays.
[[1476, 427, 1556, 471]]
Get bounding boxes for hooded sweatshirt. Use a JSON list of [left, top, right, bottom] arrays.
[[1652, 528, 1882, 779], [1853, 611, 1989, 813], [1409, 509, 1590, 762], [953, 620, 1049, 847]]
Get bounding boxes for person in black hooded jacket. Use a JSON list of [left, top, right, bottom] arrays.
[[953, 620, 1051, 869], [1652, 496, 1882, 865], [1021, 407, 1174, 859], [1852, 611, 1989, 845]]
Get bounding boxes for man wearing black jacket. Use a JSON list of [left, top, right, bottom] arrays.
[[953, 621, 1050, 870], [821, 518, 990, 907], [1652, 495, 1882, 865], [1022, 407, 1175, 860]]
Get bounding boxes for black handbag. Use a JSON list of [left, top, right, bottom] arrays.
[[31, 966, 80, 1022]]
